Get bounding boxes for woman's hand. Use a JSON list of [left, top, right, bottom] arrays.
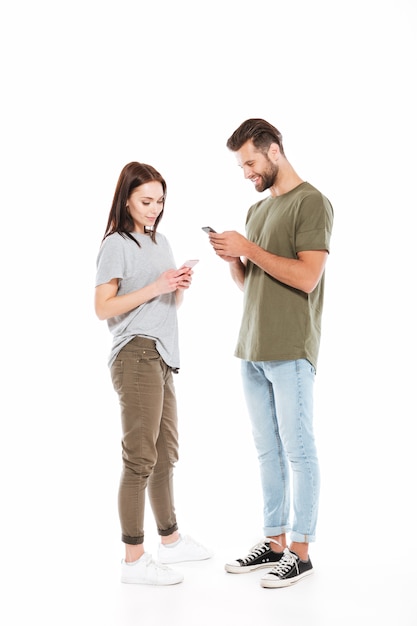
[[155, 267, 193, 294], [176, 267, 193, 291], [95, 267, 194, 320]]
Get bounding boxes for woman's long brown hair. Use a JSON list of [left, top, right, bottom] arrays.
[[102, 161, 167, 247]]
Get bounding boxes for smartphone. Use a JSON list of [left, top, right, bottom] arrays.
[[181, 259, 199, 268], [202, 226, 216, 233]]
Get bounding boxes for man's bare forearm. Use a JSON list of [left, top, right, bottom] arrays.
[[229, 257, 246, 291]]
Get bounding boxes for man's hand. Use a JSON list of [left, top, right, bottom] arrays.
[[208, 230, 248, 261]]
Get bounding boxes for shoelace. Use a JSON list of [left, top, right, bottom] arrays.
[[143, 554, 171, 571], [269, 549, 299, 576], [241, 541, 270, 564]]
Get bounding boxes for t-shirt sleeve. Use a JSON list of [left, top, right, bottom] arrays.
[[295, 193, 333, 254], [95, 235, 125, 287]]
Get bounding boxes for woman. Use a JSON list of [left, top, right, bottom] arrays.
[[95, 162, 212, 586]]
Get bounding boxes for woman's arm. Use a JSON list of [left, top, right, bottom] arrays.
[[95, 268, 191, 321], [175, 267, 193, 307]]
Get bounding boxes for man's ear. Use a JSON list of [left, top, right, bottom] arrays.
[[268, 142, 281, 162]]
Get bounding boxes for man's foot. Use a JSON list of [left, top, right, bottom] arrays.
[[158, 534, 214, 564], [260, 548, 313, 588], [121, 553, 184, 585], [225, 539, 284, 574]]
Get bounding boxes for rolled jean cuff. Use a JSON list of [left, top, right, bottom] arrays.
[[264, 525, 291, 537], [290, 531, 316, 543]]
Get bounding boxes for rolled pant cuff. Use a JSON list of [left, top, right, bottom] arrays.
[[122, 534, 144, 545], [264, 526, 291, 537], [158, 523, 178, 537], [290, 531, 316, 543]]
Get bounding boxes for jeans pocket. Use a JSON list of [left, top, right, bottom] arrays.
[[138, 347, 160, 362]]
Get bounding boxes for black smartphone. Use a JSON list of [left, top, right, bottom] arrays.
[[202, 226, 216, 233]]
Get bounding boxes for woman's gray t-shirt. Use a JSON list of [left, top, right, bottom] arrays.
[[95, 231, 180, 369]]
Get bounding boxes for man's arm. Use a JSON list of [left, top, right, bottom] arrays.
[[229, 257, 246, 291], [210, 231, 328, 294]]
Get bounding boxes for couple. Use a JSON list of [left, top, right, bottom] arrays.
[[94, 118, 334, 589]]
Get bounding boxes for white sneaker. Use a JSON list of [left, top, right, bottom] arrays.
[[158, 534, 214, 564], [121, 552, 184, 585]]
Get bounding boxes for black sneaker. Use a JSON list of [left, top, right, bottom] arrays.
[[225, 539, 284, 574], [260, 548, 313, 588]]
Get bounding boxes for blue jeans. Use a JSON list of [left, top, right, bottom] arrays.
[[241, 358, 319, 543]]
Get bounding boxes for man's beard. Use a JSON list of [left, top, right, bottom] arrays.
[[256, 160, 278, 192]]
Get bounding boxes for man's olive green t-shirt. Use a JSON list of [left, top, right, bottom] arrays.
[[235, 182, 334, 370]]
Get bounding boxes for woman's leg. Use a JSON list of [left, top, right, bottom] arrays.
[[111, 337, 173, 558], [147, 364, 179, 539]]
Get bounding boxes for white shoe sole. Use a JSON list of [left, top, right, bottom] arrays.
[[260, 569, 313, 588], [225, 562, 275, 574]]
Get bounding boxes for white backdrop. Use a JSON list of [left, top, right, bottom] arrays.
[[1, 0, 416, 622]]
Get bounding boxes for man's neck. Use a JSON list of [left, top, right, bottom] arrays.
[[270, 163, 304, 197]]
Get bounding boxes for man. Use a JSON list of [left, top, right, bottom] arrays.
[[208, 118, 333, 588]]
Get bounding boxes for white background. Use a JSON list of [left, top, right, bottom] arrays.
[[1, 1, 416, 624]]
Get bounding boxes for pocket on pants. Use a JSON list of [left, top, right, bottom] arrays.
[[110, 343, 162, 395]]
